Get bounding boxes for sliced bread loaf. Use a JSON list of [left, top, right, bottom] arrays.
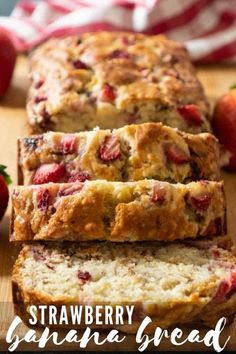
[[12, 237, 236, 332], [18, 123, 220, 185], [11, 180, 226, 242]]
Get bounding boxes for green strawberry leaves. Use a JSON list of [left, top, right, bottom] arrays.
[[0, 164, 12, 185], [230, 84, 236, 89]]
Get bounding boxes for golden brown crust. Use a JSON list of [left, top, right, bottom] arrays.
[[18, 123, 220, 186], [11, 180, 226, 242], [27, 32, 210, 134]]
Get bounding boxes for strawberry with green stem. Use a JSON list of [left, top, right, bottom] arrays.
[[0, 165, 12, 221]]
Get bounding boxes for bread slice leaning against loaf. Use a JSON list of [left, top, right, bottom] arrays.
[[11, 180, 226, 242], [12, 237, 236, 332]]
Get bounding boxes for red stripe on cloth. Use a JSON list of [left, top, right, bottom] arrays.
[[16, 0, 36, 14], [46, 0, 72, 14], [19, 16, 44, 31], [199, 37, 236, 62], [73, 0, 148, 9], [199, 11, 236, 38], [145, 0, 215, 34], [65, 0, 138, 10]]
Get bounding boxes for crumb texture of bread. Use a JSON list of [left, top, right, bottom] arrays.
[[11, 180, 226, 242], [27, 32, 210, 134], [18, 123, 220, 185], [12, 240, 236, 331]]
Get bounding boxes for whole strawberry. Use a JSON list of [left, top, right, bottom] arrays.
[[212, 85, 236, 171], [0, 28, 17, 97], [0, 165, 12, 221]]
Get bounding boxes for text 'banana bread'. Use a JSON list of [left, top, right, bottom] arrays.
[[18, 123, 220, 185], [27, 32, 210, 133], [12, 238, 236, 332], [11, 180, 226, 242]]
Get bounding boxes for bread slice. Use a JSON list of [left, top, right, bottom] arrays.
[[27, 32, 210, 134], [12, 237, 236, 332], [11, 180, 226, 242], [18, 123, 220, 185]]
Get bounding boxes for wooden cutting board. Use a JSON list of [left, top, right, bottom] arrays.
[[0, 56, 235, 351]]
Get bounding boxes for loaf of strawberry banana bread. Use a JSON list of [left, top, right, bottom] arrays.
[[12, 238, 236, 332], [27, 32, 210, 134], [11, 180, 226, 242], [18, 123, 220, 185]]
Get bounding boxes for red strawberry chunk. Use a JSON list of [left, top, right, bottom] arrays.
[[230, 271, 236, 292], [214, 279, 231, 302], [164, 144, 190, 164], [33, 163, 66, 184], [199, 180, 209, 186], [32, 245, 47, 261], [122, 36, 134, 46], [212, 248, 220, 258], [77, 270, 91, 283], [99, 135, 121, 161], [177, 104, 203, 126], [191, 192, 212, 211], [68, 170, 90, 182], [37, 188, 50, 211], [202, 217, 223, 236], [59, 183, 83, 197], [34, 79, 44, 89], [34, 95, 47, 104], [62, 135, 76, 154], [41, 107, 51, 121], [151, 184, 166, 204], [72, 60, 88, 70], [126, 114, 138, 124], [99, 83, 116, 102], [109, 49, 131, 59], [214, 271, 236, 302]]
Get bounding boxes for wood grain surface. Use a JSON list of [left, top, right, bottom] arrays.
[[0, 57, 235, 351]]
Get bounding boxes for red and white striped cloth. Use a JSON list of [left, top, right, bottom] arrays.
[[0, 0, 236, 62]]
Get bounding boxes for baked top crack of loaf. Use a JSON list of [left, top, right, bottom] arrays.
[[12, 238, 236, 331], [27, 32, 210, 134], [11, 180, 226, 242], [18, 123, 220, 185]]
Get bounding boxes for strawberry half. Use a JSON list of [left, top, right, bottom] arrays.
[[177, 104, 203, 126], [164, 144, 190, 164], [33, 163, 66, 184], [99, 135, 121, 161], [212, 87, 236, 171], [0, 28, 17, 96], [0, 164, 12, 221]]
